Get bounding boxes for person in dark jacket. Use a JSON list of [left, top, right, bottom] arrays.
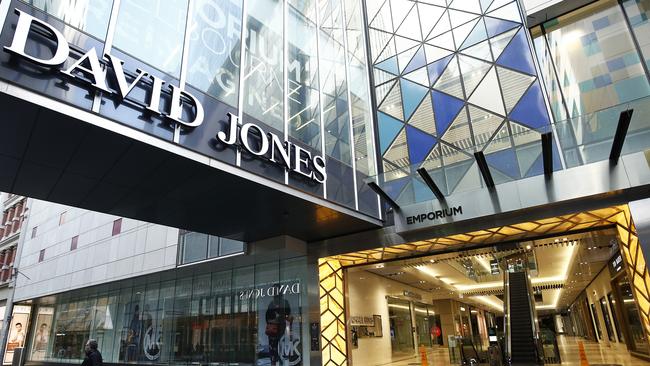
[[81, 339, 103, 366]]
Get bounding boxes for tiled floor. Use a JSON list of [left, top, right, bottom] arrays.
[[365, 336, 650, 365]]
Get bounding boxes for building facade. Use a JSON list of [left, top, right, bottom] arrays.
[[0, 0, 649, 365]]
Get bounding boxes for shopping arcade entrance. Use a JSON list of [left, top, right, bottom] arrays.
[[317, 205, 650, 366]]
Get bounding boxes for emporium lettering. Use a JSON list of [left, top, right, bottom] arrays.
[[4, 9, 204, 128], [219, 113, 327, 183], [406, 206, 463, 225]]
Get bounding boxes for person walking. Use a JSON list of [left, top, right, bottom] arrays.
[[81, 339, 103, 366]]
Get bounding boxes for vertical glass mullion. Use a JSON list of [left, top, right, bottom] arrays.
[[340, 0, 359, 210], [284, 0, 289, 185], [236, 0, 249, 167], [315, 0, 327, 199], [175, 0, 195, 143]]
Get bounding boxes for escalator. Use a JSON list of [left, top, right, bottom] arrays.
[[506, 271, 540, 365]]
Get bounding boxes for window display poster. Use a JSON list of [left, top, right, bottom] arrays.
[[243, 281, 302, 366], [30, 307, 54, 361], [4, 305, 32, 364]]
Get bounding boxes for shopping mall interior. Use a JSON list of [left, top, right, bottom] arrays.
[[343, 227, 650, 365]]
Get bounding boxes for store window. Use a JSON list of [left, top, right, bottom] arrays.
[[387, 298, 413, 356], [616, 275, 649, 354], [607, 292, 624, 342], [112, 0, 189, 77], [25, 257, 309, 365], [20, 0, 113, 40], [599, 296, 615, 342]]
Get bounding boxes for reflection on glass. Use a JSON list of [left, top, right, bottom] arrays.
[[607, 292, 624, 342], [21, 0, 113, 40], [622, 0, 650, 73], [319, 0, 351, 164], [600, 297, 615, 342], [180, 231, 244, 264], [112, 0, 188, 77], [287, 0, 321, 150], [186, 0, 243, 107], [618, 276, 649, 354], [243, 0, 284, 131], [388, 298, 413, 356]]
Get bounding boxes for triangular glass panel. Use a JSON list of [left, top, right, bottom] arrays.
[[468, 105, 505, 150], [420, 0, 446, 6], [427, 11, 451, 40], [460, 18, 488, 50], [458, 55, 492, 96], [396, 180, 416, 205], [403, 67, 430, 86], [383, 128, 410, 168], [370, 0, 394, 32], [448, 9, 479, 28], [440, 141, 473, 166], [441, 106, 474, 150], [418, 3, 446, 41], [485, 145, 520, 180], [378, 111, 405, 154], [421, 144, 444, 172], [427, 54, 453, 86], [374, 67, 397, 86], [406, 126, 437, 164], [427, 30, 456, 51], [484, 16, 519, 37], [369, 28, 393, 63], [487, 0, 513, 13], [483, 123, 510, 154], [379, 81, 405, 120], [403, 46, 427, 74], [450, 0, 482, 14], [516, 142, 542, 178], [461, 39, 493, 61], [382, 175, 409, 201], [434, 55, 465, 99], [453, 18, 480, 50], [398, 46, 420, 73], [396, 5, 423, 41], [367, 0, 388, 27], [496, 28, 536, 75], [376, 79, 397, 105], [424, 44, 454, 64], [395, 35, 420, 53], [412, 177, 436, 202], [489, 27, 517, 60], [375, 36, 397, 63], [468, 66, 505, 115], [400, 78, 429, 121], [432, 90, 465, 136], [510, 120, 540, 147], [496, 66, 535, 113], [509, 83, 550, 129], [376, 55, 398, 75], [444, 153, 475, 192], [488, 1, 521, 23], [408, 93, 436, 134], [391, 0, 415, 31], [480, 0, 495, 13]]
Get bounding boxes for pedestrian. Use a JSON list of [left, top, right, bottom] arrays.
[[81, 339, 103, 366]]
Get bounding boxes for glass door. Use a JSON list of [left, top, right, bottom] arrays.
[[414, 303, 431, 347], [607, 292, 624, 343], [615, 275, 649, 354], [387, 298, 414, 356]]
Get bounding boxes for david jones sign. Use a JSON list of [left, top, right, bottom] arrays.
[[4, 9, 326, 183]]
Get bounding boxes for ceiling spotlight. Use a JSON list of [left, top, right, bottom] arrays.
[[526, 245, 532, 250]]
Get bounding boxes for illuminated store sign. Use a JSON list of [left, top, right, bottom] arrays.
[[405, 206, 463, 225], [3, 9, 326, 183]]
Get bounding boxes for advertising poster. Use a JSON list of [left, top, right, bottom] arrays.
[[30, 307, 54, 361], [4, 305, 32, 364], [240, 281, 302, 366]]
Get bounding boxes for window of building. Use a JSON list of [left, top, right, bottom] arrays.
[[31, 226, 37, 239], [70, 236, 79, 251], [112, 219, 122, 236], [179, 231, 244, 264], [20, 0, 113, 40], [38, 249, 45, 263], [59, 212, 66, 226], [112, 0, 189, 77]]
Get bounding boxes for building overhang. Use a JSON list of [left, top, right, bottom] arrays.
[[0, 83, 381, 242]]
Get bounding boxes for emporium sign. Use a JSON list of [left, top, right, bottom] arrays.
[[3, 9, 326, 183]]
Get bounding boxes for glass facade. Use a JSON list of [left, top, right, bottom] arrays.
[[178, 231, 245, 264], [22, 257, 311, 365]]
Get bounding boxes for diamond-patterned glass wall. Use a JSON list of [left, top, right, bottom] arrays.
[[366, 0, 554, 202]]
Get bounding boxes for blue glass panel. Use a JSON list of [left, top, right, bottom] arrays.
[[403, 46, 427, 74], [406, 126, 436, 164], [413, 178, 435, 202], [509, 83, 550, 129], [383, 176, 409, 200], [524, 152, 543, 177], [376, 56, 399, 75], [432, 90, 464, 135], [427, 55, 453, 86], [480, 0, 495, 13], [378, 112, 404, 154], [484, 16, 519, 38], [486, 148, 520, 179], [496, 28, 536, 75], [400, 79, 429, 120], [461, 19, 488, 49]]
